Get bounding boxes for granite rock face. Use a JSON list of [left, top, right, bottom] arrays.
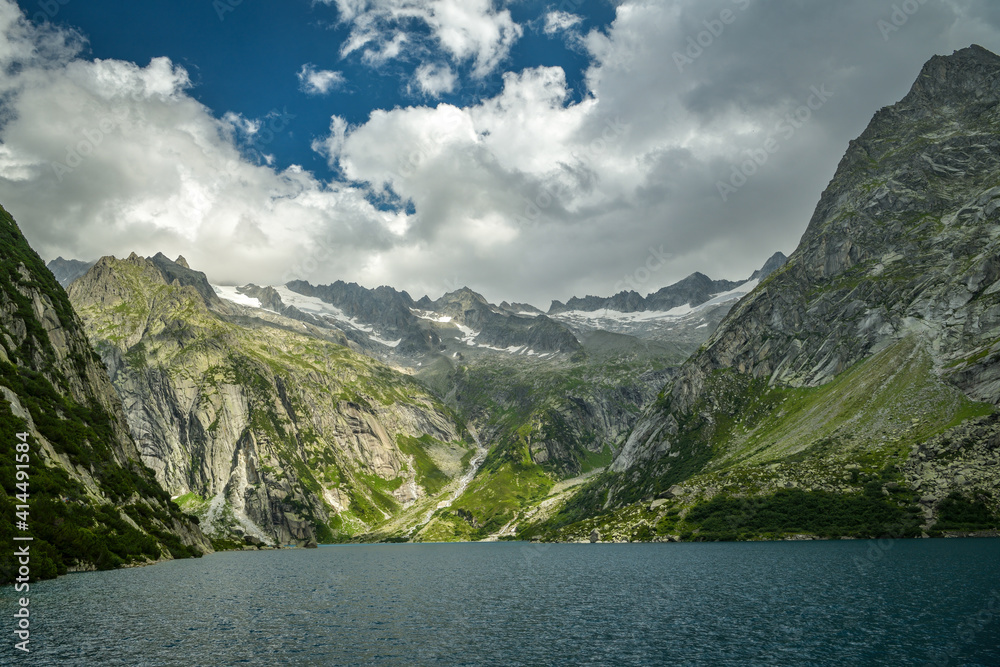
[[608, 46, 1000, 498], [68, 253, 469, 544], [0, 207, 210, 579]]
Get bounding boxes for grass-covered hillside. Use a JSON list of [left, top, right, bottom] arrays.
[[522, 337, 999, 542]]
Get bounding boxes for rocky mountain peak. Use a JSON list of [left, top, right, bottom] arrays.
[[77, 252, 221, 308], [903, 44, 1000, 107], [148, 252, 221, 305], [46, 256, 95, 287], [611, 44, 1000, 478], [436, 287, 490, 306], [749, 252, 788, 282]]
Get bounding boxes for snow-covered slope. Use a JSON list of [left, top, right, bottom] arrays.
[[213, 285, 262, 309], [551, 278, 760, 340]]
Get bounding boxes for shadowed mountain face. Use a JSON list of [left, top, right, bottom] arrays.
[[0, 209, 209, 583], [523, 45, 1000, 543], [46, 257, 95, 288]]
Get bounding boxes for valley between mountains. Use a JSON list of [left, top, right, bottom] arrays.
[[3, 45, 1000, 581]]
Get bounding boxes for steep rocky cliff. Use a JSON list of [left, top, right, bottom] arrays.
[[67, 254, 473, 545], [0, 206, 209, 582], [616, 45, 1000, 469], [526, 46, 1000, 541]]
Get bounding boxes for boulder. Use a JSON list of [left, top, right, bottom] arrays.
[[657, 485, 684, 499], [243, 535, 265, 548]]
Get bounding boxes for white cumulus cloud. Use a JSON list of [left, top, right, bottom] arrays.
[[543, 11, 582, 35], [0, 1, 400, 290], [324, 0, 522, 78], [412, 62, 457, 97], [297, 63, 346, 95]]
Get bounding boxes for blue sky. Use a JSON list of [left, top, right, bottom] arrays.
[[2, 0, 999, 305], [43, 0, 613, 181]]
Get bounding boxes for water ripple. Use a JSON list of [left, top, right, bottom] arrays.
[[2, 539, 998, 666]]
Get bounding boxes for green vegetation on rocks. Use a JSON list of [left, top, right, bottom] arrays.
[[0, 205, 207, 583], [67, 252, 472, 545]]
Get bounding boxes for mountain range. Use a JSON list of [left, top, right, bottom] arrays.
[[41, 238, 783, 545], [3, 46, 999, 578]]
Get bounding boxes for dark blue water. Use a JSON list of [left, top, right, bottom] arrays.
[[2, 539, 998, 666]]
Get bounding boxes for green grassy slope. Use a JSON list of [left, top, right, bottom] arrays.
[[526, 337, 998, 542]]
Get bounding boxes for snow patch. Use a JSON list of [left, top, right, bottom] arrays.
[[371, 334, 402, 348], [412, 309, 453, 323], [275, 286, 374, 332], [275, 286, 407, 348], [452, 322, 478, 345], [213, 285, 261, 309], [700, 278, 759, 309]]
